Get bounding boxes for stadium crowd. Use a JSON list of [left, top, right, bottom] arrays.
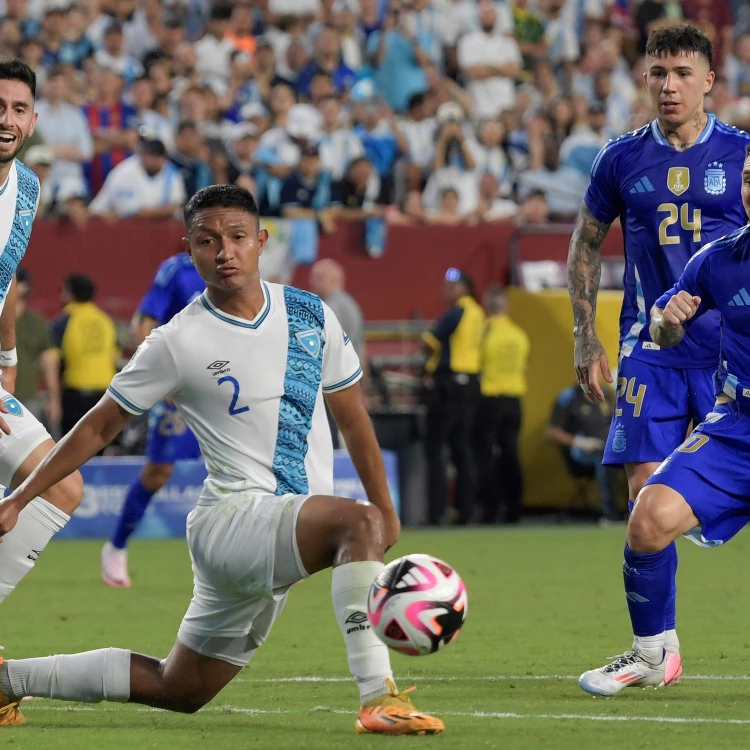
[[3, 0, 749, 236]]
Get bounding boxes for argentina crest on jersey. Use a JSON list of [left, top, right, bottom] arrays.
[[704, 161, 726, 196]]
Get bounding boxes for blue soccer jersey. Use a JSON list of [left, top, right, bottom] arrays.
[[585, 115, 750, 369], [139, 253, 205, 326], [655, 224, 750, 400]]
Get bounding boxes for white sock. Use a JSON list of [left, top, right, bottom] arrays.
[[0, 498, 69, 604], [332, 561, 394, 705], [634, 633, 666, 665], [665, 629, 680, 654], [0, 648, 131, 703]]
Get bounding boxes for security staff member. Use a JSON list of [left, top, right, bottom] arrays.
[[476, 286, 530, 524], [422, 268, 485, 525], [51, 275, 118, 437]]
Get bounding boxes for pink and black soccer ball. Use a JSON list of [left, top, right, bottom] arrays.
[[367, 554, 468, 656]]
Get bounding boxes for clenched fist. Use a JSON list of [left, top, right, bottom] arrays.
[[661, 290, 701, 327]]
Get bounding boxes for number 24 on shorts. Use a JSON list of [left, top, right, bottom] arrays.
[[615, 377, 646, 418]]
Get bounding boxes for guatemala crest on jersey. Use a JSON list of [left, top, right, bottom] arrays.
[[704, 161, 726, 196], [667, 167, 689, 196]]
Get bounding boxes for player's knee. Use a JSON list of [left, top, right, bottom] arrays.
[[142, 463, 173, 492], [347, 502, 386, 549], [43, 469, 84, 515], [628, 487, 679, 552]]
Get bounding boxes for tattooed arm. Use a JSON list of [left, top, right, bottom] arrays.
[[649, 291, 701, 349], [567, 203, 613, 403]]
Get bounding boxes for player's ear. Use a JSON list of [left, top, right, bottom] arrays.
[[181, 236, 193, 261], [704, 70, 715, 95], [257, 227, 269, 257]]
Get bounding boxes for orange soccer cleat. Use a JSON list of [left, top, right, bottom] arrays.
[[355, 679, 444, 736], [0, 658, 24, 727]]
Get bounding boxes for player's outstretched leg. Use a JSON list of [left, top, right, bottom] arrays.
[[102, 462, 174, 588], [579, 483, 697, 696], [294, 496, 444, 735], [0, 439, 83, 606]]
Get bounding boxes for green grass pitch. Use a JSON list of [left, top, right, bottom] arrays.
[[4, 527, 750, 749]]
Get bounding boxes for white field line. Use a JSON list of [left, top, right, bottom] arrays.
[[24, 704, 750, 726], [232, 674, 750, 683]]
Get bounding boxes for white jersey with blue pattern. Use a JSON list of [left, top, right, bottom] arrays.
[[107, 282, 362, 503]]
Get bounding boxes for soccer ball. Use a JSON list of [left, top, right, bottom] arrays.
[[367, 554, 468, 656]]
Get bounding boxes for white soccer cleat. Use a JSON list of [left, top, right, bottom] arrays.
[[578, 649, 680, 696], [101, 542, 131, 588]]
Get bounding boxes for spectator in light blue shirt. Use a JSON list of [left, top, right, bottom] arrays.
[[33, 66, 93, 198], [366, 0, 435, 112]]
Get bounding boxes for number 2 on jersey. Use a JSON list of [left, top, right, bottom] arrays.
[[217, 376, 249, 416], [658, 203, 701, 245], [615, 377, 646, 418]]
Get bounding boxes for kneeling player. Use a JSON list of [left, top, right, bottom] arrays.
[[0, 185, 443, 735], [580, 154, 750, 695]]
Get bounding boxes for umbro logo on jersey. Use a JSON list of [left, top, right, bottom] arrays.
[[628, 176, 655, 194], [207, 361, 229, 369], [728, 288, 750, 307]]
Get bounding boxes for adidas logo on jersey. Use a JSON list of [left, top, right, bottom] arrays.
[[728, 288, 750, 307], [629, 176, 655, 194]]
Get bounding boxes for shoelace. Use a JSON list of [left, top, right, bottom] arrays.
[[602, 651, 641, 674]]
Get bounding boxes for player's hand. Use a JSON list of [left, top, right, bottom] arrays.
[[1, 364, 16, 395], [662, 291, 701, 328], [383, 509, 401, 552], [0, 496, 22, 540], [574, 334, 613, 404]]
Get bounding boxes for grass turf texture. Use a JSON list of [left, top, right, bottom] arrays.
[[4, 527, 750, 750]]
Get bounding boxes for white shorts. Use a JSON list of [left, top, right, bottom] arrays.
[[0, 389, 50, 487], [177, 492, 310, 667]]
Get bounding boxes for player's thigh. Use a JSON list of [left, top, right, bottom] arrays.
[[295, 494, 386, 574], [604, 359, 691, 467], [642, 402, 750, 548]]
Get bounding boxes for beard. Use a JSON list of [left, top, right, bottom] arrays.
[[0, 130, 28, 164]]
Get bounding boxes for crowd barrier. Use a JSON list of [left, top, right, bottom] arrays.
[[58, 450, 399, 540]]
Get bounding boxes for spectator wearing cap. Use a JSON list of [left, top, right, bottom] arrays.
[[95, 22, 143, 89], [170, 120, 213, 200], [422, 102, 478, 215], [332, 155, 389, 220], [89, 134, 186, 220], [367, 0, 435, 112], [14, 268, 62, 431], [318, 94, 364, 181], [130, 75, 174, 151], [296, 25, 357, 100], [193, 3, 235, 92], [34, 67, 93, 198], [279, 142, 337, 233], [225, 122, 259, 192], [24, 145, 56, 217], [397, 92, 436, 193], [422, 268, 485, 525], [82, 66, 138, 195], [457, 0, 522, 119]]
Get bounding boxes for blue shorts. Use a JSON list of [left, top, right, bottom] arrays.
[[646, 401, 750, 546], [603, 358, 716, 466], [146, 400, 201, 465]]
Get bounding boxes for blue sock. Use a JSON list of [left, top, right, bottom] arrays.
[[664, 542, 677, 631], [623, 543, 671, 637], [110, 479, 155, 550]]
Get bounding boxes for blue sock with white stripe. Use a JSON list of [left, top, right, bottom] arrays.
[[111, 480, 154, 550], [623, 544, 670, 663]]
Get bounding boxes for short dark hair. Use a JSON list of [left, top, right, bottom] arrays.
[[745, 143, 750, 159], [184, 185, 259, 230], [16, 267, 30, 286], [645, 24, 713, 70], [0, 59, 36, 100], [408, 92, 426, 111], [210, 3, 233, 22], [65, 274, 95, 303]]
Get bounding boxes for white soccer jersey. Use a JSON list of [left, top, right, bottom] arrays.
[[108, 282, 362, 503]]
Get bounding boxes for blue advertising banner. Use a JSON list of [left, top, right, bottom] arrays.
[[59, 451, 399, 540]]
